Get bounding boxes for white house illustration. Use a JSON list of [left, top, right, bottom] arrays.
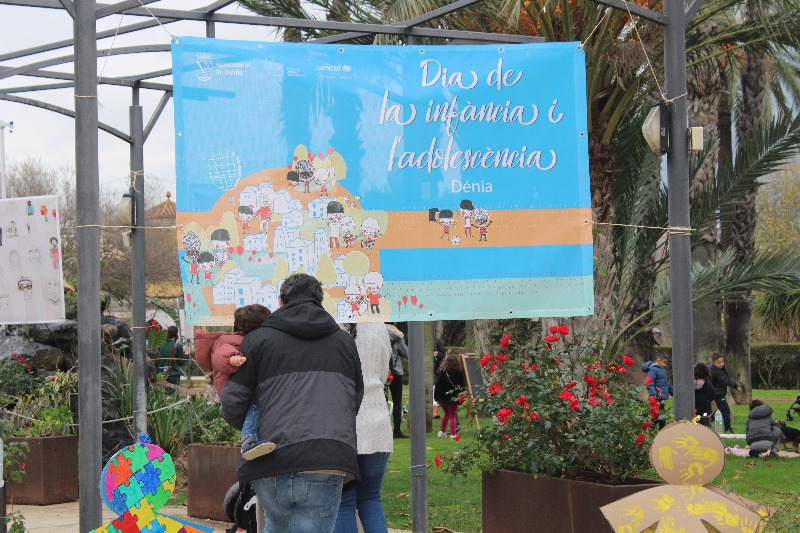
[[308, 197, 336, 218], [273, 190, 293, 214], [334, 256, 348, 287], [273, 226, 301, 253], [212, 267, 245, 304], [232, 275, 262, 307], [287, 237, 314, 272], [239, 186, 259, 210], [282, 209, 304, 228], [312, 228, 329, 264], [336, 299, 352, 322], [243, 233, 269, 252], [256, 283, 279, 311], [257, 182, 275, 208]]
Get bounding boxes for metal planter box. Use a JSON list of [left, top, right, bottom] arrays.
[[5, 435, 79, 505], [187, 443, 241, 522]]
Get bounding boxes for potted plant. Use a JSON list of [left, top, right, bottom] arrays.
[[2, 356, 79, 505], [444, 324, 663, 533], [187, 409, 242, 522]]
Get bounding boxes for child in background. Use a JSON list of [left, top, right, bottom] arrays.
[[194, 304, 275, 460], [693, 362, 716, 427], [746, 399, 783, 458], [434, 351, 466, 438], [709, 352, 742, 433]]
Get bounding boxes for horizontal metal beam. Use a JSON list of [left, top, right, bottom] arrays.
[[0, 44, 170, 81], [95, 0, 158, 19], [130, 68, 171, 81], [1, 81, 74, 92], [0, 65, 172, 90], [0, 92, 132, 142], [56, 0, 72, 17], [592, 0, 666, 25]]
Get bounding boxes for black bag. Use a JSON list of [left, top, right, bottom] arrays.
[[223, 481, 258, 533]]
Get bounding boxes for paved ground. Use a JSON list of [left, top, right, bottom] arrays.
[[10, 501, 410, 532]]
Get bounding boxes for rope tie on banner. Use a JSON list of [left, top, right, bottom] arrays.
[[621, 0, 670, 103], [137, 0, 178, 41], [98, 12, 126, 84], [580, 10, 610, 49], [593, 221, 693, 235]]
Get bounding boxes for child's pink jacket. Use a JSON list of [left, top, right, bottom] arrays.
[[194, 330, 245, 396]]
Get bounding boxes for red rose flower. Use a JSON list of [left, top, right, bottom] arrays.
[[635, 433, 645, 446], [570, 399, 580, 411], [622, 355, 635, 366], [559, 391, 575, 401], [529, 412, 541, 421], [497, 407, 512, 423], [500, 334, 510, 349], [549, 325, 559, 334], [564, 381, 577, 389], [502, 434, 510, 440], [495, 354, 508, 362], [453, 433, 461, 442], [435, 454, 442, 468], [558, 325, 569, 335], [544, 335, 560, 343], [458, 393, 468, 405], [387, 372, 394, 383], [641, 421, 653, 430], [515, 395, 527, 406], [618, 367, 627, 374], [479, 354, 492, 367], [528, 363, 538, 371], [488, 382, 503, 395]]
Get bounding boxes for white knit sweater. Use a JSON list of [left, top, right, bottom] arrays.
[[354, 322, 393, 454]]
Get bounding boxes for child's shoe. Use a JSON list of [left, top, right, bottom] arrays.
[[437, 431, 447, 438], [748, 449, 759, 458], [241, 438, 276, 460]]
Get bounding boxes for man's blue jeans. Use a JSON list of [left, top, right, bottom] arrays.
[[251, 472, 343, 533], [334, 452, 390, 533]]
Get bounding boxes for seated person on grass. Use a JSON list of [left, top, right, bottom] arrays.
[[746, 399, 783, 458]]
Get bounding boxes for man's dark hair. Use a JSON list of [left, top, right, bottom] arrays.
[[749, 399, 764, 411], [280, 273, 324, 305], [234, 304, 271, 334], [166, 326, 178, 339]]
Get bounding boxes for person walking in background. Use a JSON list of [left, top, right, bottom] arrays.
[[432, 338, 445, 419], [746, 399, 783, 458], [643, 354, 673, 429], [386, 324, 408, 439], [221, 273, 363, 533], [709, 352, 742, 433], [194, 304, 276, 460], [693, 362, 716, 427], [335, 322, 393, 533], [157, 326, 186, 386], [434, 351, 466, 438]]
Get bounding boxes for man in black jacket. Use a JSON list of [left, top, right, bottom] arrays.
[[221, 273, 364, 533]]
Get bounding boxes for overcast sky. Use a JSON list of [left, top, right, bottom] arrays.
[[0, 1, 278, 196]]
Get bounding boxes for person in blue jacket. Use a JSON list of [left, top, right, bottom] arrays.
[[643, 354, 673, 428]]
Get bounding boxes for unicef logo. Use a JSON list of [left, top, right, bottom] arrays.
[[195, 53, 214, 82], [342, 65, 352, 73]]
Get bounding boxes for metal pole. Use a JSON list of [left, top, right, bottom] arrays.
[[74, 0, 103, 530], [664, 0, 693, 420], [0, 119, 10, 199], [408, 321, 429, 533], [130, 94, 147, 437]]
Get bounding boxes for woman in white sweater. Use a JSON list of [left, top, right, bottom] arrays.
[[335, 322, 393, 533]]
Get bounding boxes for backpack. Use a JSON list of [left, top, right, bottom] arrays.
[[223, 481, 258, 533]]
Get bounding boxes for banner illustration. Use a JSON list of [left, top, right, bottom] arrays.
[[172, 37, 593, 325]]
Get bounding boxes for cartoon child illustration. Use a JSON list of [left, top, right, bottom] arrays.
[[437, 209, 455, 240], [255, 203, 273, 233], [295, 159, 315, 193], [360, 217, 382, 251], [27, 245, 41, 266], [210, 228, 231, 267], [238, 205, 254, 235], [6, 220, 17, 238], [471, 207, 492, 241], [182, 248, 200, 283], [363, 271, 384, 315], [18, 276, 33, 301], [26, 200, 34, 216], [340, 216, 357, 248], [197, 251, 215, 284], [50, 237, 60, 269], [47, 279, 61, 305], [314, 167, 331, 194], [326, 201, 345, 252], [344, 284, 363, 317], [40, 204, 49, 222], [459, 199, 474, 237]]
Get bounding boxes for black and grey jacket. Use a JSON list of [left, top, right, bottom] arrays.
[[221, 297, 364, 484], [745, 404, 783, 445], [710, 365, 739, 398]]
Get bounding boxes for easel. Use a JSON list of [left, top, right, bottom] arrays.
[[460, 354, 483, 430]]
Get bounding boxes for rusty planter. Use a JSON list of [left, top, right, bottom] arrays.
[[187, 444, 241, 522], [482, 469, 662, 533], [5, 435, 79, 505]]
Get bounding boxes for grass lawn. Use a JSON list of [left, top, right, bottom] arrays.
[[382, 389, 800, 533]]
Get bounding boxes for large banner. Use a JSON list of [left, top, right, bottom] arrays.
[[172, 37, 593, 325], [0, 195, 65, 324]]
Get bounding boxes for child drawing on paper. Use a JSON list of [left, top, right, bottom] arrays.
[[18, 276, 33, 300], [238, 205, 254, 235], [49, 237, 60, 270], [47, 279, 61, 305], [9, 249, 21, 271], [198, 251, 215, 284], [6, 220, 17, 238], [459, 200, 474, 237], [26, 200, 34, 216], [40, 204, 49, 221], [27, 245, 41, 266], [360, 217, 381, 251], [438, 209, 455, 240], [471, 208, 492, 241]]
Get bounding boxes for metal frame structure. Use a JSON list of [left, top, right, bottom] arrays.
[[0, 1, 702, 531]]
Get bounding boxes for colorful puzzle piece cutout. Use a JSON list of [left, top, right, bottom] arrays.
[[90, 435, 213, 533]]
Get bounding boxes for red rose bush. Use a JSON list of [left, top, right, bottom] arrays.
[[445, 326, 656, 484]]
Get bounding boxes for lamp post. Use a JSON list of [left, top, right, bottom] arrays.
[[0, 119, 12, 199]]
